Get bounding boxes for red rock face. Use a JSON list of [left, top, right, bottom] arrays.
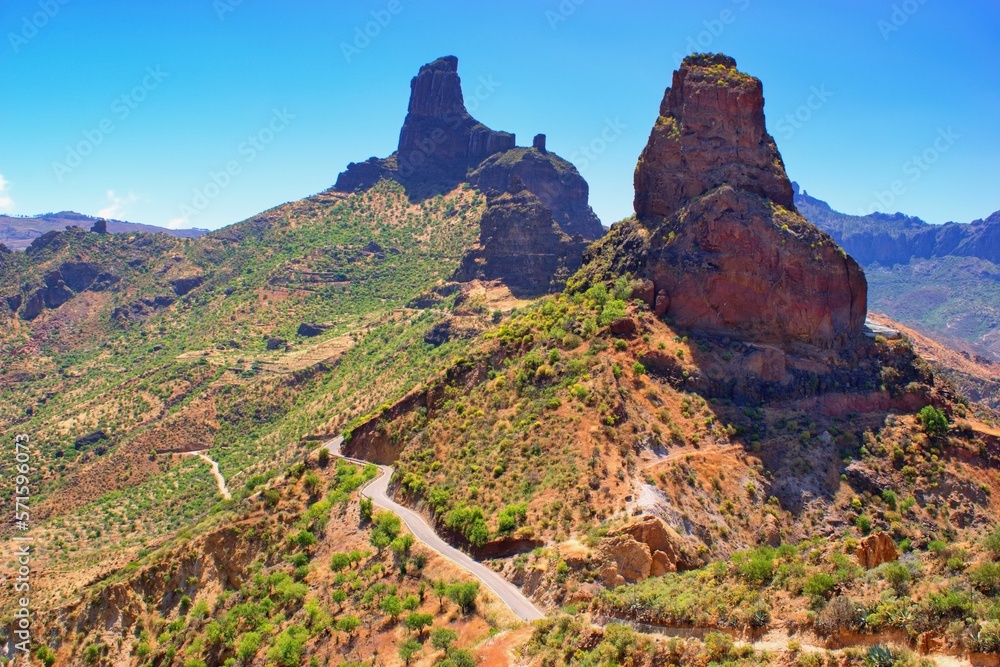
[[634, 53, 794, 219], [616, 53, 867, 349], [643, 186, 867, 347]]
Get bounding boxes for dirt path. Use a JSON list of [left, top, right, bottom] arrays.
[[184, 451, 231, 500], [322, 436, 545, 623]]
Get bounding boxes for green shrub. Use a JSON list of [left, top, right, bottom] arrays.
[[431, 627, 458, 651], [917, 405, 948, 437], [733, 547, 775, 585], [236, 632, 261, 661], [36, 646, 57, 667], [292, 529, 317, 549], [330, 552, 351, 571], [405, 612, 434, 635], [802, 572, 837, 599], [984, 528, 1000, 558], [399, 638, 422, 665], [337, 615, 361, 633], [267, 626, 308, 667], [446, 581, 480, 613], [970, 562, 1000, 594]]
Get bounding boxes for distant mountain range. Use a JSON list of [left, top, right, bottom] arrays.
[[796, 184, 1000, 361], [0, 211, 206, 251]]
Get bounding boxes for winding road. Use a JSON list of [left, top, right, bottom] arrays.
[[322, 436, 544, 623]]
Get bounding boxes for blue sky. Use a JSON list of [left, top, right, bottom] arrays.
[[1, 1, 997, 230]]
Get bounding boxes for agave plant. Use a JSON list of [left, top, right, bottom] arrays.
[[864, 644, 897, 667]]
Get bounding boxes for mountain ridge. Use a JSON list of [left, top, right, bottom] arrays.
[[0, 211, 206, 251]]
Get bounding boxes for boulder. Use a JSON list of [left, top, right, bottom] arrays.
[[632, 279, 655, 305], [597, 515, 688, 584], [856, 531, 898, 569], [91, 218, 108, 234], [610, 317, 637, 336], [598, 534, 652, 584], [265, 337, 285, 351], [6, 294, 22, 313], [654, 290, 670, 317]]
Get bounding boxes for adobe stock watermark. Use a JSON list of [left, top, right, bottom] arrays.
[[546, 0, 586, 30], [340, 0, 403, 63], [775, 85, 833, 140], [859, 127, 959, 216], [396, 75, 500, 178], [671, 0, 752, 67], [173, 108, 294, 225], [213, 0, 243, 21], [569, 117, 627, 173], [878, 0, 929, 40], [10, 433, 34, 657], [7, 0, 71, 53], [52, 66, 169, 182]]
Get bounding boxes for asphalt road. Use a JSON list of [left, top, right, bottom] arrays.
[[322, 436, 544, 622]]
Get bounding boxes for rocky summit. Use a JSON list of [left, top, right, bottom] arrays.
[[585, 53, 867, 349], [335, 55, 603, 295], [334, 56, 602, 238]]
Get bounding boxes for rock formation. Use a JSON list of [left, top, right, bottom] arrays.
[[596, 515, 690, 586], [855, 531, 898, 569], [468, 148, 603, 239], [582, 54, 866, 349], [453, 179, 588, 297], [334, 55, 604, 253], [634, 53, 794, 218]]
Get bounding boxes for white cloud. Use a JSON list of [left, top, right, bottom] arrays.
[[98, 190, 139, 219], [0, 174, 13, 212]]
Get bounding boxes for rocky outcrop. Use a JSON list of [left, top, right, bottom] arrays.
[[453, 179, 588, 297], [634, 53, 794, 219], [856, 531, 898, 569], [582, 54, 866, 350], [42, 271, 72, 307], [59, 262, 102, 292], [395, 56, 515, 185], [336, 56, 514, 197], [21, 291, 44, 320], [111, 296, 175, 324], [597, 515, 689, 585], [468, 148, 603, 240], [334, 56, 603, 241], [170, 275, 205, 296], [297, 322, 327, 337]]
